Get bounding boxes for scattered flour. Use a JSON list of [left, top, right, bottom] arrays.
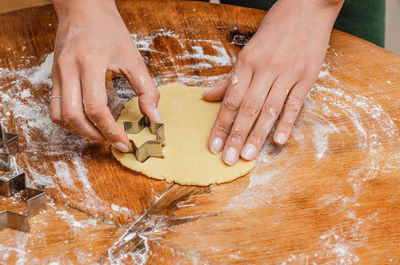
[[1, 30, 234, 264], [318, 66, 330, 79], [318, 228, 361, 264], [55, 210, 98, 229], [0, 198, 109, 264], [225, 63, 399, 264], [0, 30, 234, 242], [131, 29, 234, 87], [1, 28, 399, 264], [229, 168, 283, 209]]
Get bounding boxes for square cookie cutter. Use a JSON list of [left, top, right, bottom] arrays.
[[123, 115, 165, 162], [0, 173, 46, 232], [0, 124, 46, 232]]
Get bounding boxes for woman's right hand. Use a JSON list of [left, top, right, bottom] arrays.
[[51, 0, 160, 152]]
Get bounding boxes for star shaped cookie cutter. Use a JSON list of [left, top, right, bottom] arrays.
[[0, 123, 19, 171], [123, 115, 165, 162], [0, 124, 46, 232]]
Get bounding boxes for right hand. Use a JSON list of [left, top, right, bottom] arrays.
[[50, 0, 160, 152]]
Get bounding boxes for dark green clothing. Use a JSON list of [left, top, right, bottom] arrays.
[[196, 0, 385, 47]]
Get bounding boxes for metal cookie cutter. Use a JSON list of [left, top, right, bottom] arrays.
[[0, 125, 46, 232], [123, 115, 165, 162], [0, 123, 19, 171], [0, 173, 46, 232]]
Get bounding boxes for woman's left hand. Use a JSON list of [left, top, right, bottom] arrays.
[[203, 0, 344, 165]]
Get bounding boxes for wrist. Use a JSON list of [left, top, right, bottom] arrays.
[[53, 0, 118, 21], [271, 0, 343, 26], [317, 0, 345, 7], [310, 0, 344, 16]]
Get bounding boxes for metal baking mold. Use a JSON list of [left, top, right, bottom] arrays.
[[123, 115, 165, 162], [0, 124, 19, 171], [0, 173, 46, 232], [0, 125, 46, 232]]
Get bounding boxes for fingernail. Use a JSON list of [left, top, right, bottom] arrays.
[[113, 142, 129, 153], [210, 137, 223, 154], [154, 108, 161, 123], [224, 147, 237, 165], [275, 132, 288, 145], [241, 144, 256, 160], [202, 87, 214, 96]]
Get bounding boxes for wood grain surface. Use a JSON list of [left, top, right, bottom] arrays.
[[0, 0, 51, 14], [0, 0, 399, 264]]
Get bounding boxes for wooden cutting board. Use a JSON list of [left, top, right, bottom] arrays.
[[1, 0, 400, 264]]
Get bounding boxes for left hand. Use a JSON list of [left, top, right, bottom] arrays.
[[202, 0, 344, 165]]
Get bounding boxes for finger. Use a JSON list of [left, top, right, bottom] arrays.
[[273, 81, 311, 145], [121, 56, 161, 123], [49, 65, 62, 125], [222, 74, 274, 165], [57, 58, 106, 142], [202, 74, 231, 102], [208, 66, 253, 155], [241, 77, 296, 160], [80, 64, 130, 152]]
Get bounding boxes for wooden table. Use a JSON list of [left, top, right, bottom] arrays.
[[0, 0, 399, 264]]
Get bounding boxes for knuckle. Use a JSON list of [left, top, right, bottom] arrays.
[[102, 128, 120, 139], [55, 52, 71, 68], [268, 58, 284, 70], [229, 130, 244, 144], [50, 113, 62, 124], [307, 63, 321, 75], [248, 133, 264, 147], [124, 68, 135, 80], [223, 95, 242, 111], [76, 55, 89, 66], [302, 70, 317, 82], [278, 119, 294, 130], [238, 48, 256, 66], [142, 89, 160, 102], [286, 97, 303, 114], [214, 121, 231, 135], [61, 111, 79, 124], [153, 90, 161, 102], [295, 60, 307, 73], [138, 96, 156, 107], [84, 103, 103, 120], [77, 51, 96, 67], [263, 103, 280, 118], [242, 98, 260, 117]]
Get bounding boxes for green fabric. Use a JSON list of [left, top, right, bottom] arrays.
[[194, 0, 385, 47], [334, 0, 385, 47]]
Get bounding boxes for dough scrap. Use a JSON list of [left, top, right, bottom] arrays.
[[112, 83, 256, 186]]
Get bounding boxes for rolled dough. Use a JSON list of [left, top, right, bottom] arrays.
[[111, 83, 257, 186]]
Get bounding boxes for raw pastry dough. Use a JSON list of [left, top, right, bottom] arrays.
[[112, 83, 256, 186]]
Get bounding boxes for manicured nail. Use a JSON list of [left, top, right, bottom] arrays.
[[114, 142, 129, 153], [154, 108, 161, 123], [210, 137, 223, 154], [241, 144, 256, 160], [275, 132, 288, 145], [224, 147, 237, 165], [202, 87, 214, 96]]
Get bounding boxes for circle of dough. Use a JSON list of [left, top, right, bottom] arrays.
[[112, 83, 257, 186]]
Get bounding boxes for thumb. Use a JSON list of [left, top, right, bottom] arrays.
[[202, 74, 230, 102], [138, 90, 161, 123], [123, 66, 161, 122]]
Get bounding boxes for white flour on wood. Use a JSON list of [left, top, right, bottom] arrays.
[[1, 28, 399, 264]]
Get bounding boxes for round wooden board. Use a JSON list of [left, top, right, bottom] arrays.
[[0, 0, 400, 264]]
